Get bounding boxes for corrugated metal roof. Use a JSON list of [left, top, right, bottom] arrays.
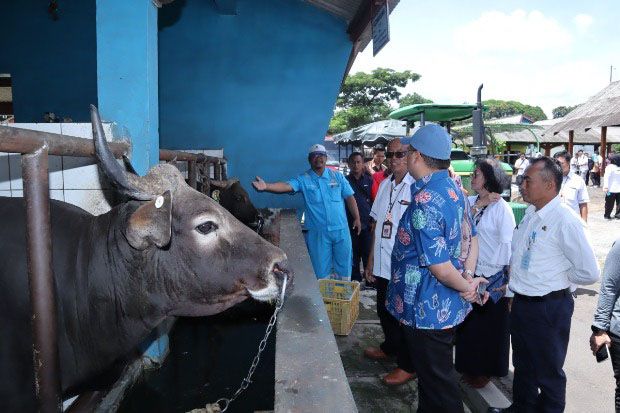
[[545, 80, 620, 135], [461, 125, 620, 145]]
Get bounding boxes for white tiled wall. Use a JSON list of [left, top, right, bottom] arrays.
[[0, 124, 225, 215], [0, 122, 119, 215]]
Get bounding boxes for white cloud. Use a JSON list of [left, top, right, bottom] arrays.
[[452, 9, 572, 53], [573, 14, 594, 34]]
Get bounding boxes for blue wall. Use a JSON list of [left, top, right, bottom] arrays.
[[0, 1, 97, 122], [158, 0, 351, 210]]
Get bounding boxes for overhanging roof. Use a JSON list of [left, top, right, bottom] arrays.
[[545, 80, 620, 135]]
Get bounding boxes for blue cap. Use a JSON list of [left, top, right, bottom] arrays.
[[400, 124, 452, 160]]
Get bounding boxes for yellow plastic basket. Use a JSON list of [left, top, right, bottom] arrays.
[[318, 279, 360, 336]]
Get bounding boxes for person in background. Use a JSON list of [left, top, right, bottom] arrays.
[[514, 153, 529, 177], [366, 145, 387, 174], [590, 237, 620, 412], [346, 152, 373, 282], [386, 125, 487, 412], [363, 138, 416, 385], [553, 150, 589, 222], [252, 144, 361, 279], [508, 157, 599, 412], [603, 154, 620, 220], [585, 153, 593, 186], [371, 167, 390, 200], [591, 151, 602, 187], [455, 158, 515, 389], [571, 149, 589, 181]]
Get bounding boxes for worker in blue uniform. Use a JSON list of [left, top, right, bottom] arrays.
[[252, 144, 361, 279]]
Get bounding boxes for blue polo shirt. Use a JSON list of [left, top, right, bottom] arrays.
[[386, 170, 475, 330], [287, 169, 354, 231], [346, 172, 373, 230]]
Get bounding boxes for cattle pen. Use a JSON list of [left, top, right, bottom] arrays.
[[0, 125, 356, 412]]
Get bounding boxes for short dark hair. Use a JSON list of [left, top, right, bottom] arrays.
[[348, 152, 363, 162], [530, 157, 563, 193], [373, 146, 385, 154], [553, 150, 572, 164], [611, 154, 620, 167], [420, 152, 450, 170], [474, 158, 508, 194]]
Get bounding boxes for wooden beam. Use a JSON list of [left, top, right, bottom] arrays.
[[601, 126, 607, 177], [568, 130, 574, 154]]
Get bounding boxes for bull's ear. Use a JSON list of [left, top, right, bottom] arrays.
[[125, 190, 172, 250]]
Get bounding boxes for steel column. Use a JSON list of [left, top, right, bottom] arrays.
[[188, 160, 197, 189], [22, 146, 61, 413]]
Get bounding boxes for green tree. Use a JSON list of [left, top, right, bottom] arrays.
[[483, 99, 547, 122], [398, 93, 433, 107], [552, 104, 580, 119], [328, 68, 422, 134]]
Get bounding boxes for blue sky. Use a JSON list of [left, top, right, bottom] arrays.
[[350, 0, 620, 117]]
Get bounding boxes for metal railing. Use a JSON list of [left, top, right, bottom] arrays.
[[0, 124, 226, 412]]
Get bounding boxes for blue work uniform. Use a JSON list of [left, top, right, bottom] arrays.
[[287, 169, 354, 279]]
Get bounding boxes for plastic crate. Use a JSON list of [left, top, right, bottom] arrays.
[[318, 279, 360, 336]]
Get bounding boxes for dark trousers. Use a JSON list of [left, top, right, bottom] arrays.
[[402, 325, 464, 413], [605, 193, 620, 218], [610, 332, 620, 412], [510, 291, 574, 413], [591, 172, 601, 186], [375, 277, 414, 373], [350, 227, 372, 281]]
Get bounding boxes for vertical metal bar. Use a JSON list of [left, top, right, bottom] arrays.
[[601, 126, 607, 177], [22, 146, 62, 413], [188, 160, 197, 189], [215, 161, 222, 180]]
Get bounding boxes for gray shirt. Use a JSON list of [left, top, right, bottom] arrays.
[[593, 239, 620, 336]]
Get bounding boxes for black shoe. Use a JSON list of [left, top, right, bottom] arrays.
[[615, 214, 620, 219], [488, 407, 512, 413], [605, 216, 613, 220]]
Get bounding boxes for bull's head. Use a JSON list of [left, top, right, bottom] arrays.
[[91, 105, 288, 316], [210, 179, 264, 232]]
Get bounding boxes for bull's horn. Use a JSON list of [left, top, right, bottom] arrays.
[[209, 178, 239, 189], [122, 155, 139, 175], [90, 105, 153, 200]]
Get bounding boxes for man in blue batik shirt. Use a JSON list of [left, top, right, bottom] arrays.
[[253, 144, 361, 279], [385, 125, 487, 413]]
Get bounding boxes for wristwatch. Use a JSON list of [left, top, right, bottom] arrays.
[[463, 269, 474, 277], [591, 325, 607, 334]]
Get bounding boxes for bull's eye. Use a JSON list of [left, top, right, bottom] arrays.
[[196, 221, 218, 235], [235, 195, 243, 202]]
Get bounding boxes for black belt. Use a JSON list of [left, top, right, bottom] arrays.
[[514, 288, 570, 302]]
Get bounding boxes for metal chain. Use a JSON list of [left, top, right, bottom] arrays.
[[206, 274, 288, 413]]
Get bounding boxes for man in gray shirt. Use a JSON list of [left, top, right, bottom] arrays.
[[591, 238, 620, 412]]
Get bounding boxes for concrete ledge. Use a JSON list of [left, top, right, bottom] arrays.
[[458, 372, 511, 412], [275, 210, 357, 412]]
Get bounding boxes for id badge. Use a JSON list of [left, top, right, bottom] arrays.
[[381, 220, 393, 239], [520, 250, 531, 270]]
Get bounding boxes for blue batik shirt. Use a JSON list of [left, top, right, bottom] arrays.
[[386, 170, 476, 330]]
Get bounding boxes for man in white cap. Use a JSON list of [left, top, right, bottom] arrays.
[[253, 144, 361, 279]]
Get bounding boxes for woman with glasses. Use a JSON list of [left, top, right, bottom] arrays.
[[455, 158, 515, 389]]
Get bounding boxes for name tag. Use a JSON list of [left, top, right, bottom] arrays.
[[520, 249, 531, 270], [381, 221, 393, 239]]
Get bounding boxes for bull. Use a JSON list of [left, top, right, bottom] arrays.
[[0, 106, 289, 411]]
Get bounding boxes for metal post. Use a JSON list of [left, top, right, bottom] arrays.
[[22, 146, 62, 413], [215, 161, 222, 180], [568, 130, 574, 155], [188, 160, 197, 189]]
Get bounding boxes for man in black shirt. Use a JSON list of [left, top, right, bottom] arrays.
[[347, 152, 373, 282]]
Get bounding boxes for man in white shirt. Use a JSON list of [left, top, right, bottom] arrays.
[[553, 150, 589, 222], [570, 149, 588, 180], [514, 153, 529, 177], [508, 157, 600, 412], [362, 138, 416, 386]]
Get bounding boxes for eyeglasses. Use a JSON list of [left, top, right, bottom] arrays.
[[386, 151, 409, 159]]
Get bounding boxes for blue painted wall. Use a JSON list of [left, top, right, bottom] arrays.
[[0, 1, 97, 122], [158, 0, 351, 210]]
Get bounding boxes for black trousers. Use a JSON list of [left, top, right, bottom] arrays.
[[455, 297, 510, 377], [610, 332, 620, 412], [605, 193, 620, 218], [350, 227, 372, 281], [375, 277, 414, 373], [510, 291, 574, 413], [402, 325, 463, 413]]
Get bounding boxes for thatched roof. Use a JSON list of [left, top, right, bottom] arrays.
[[545, 80, 620, 135]]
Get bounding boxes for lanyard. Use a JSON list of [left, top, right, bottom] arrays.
[[387, 178, 406, 216]]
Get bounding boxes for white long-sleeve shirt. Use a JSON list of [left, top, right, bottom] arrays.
[[508, 196, 599, 297], [468, 196, 515, 277], [604, 164, 620, 193]]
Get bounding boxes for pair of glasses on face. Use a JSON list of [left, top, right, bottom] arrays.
[[386, 151, 409, 159]]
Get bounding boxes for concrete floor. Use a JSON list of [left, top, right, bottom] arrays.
[[336, 186, 619, 412]]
